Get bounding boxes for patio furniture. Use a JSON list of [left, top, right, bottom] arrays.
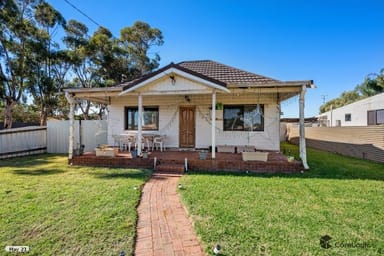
[[134, 136, 152, 151], [112, 135, 121, 149], [120, 135, 134, 152], [152, 135, 166, 152]]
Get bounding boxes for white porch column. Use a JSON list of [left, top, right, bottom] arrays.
[[137, 93, 143, 156], [65, 92, 75, 161], [211, 90, 216, 159], [299, 85, 309, 169]]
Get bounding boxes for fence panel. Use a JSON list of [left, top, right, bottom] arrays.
[[47, 120, 107, 154], [287, 125, 384, 162], [0, 126, 47, 159]]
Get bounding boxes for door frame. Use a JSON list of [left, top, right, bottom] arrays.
[[179, 106, 196, 148]]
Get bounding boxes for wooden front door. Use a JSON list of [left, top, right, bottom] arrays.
[[179, 106, 195, 148]]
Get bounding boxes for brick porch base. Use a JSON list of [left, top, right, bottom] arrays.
[[71, 150, 303, 174]]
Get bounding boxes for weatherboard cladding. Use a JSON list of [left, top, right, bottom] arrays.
[[120, 60, 280, 91]]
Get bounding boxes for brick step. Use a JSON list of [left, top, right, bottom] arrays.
[[155, 164, 185, 175]]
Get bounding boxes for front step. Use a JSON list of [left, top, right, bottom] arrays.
[[155, 164, 185, 175]]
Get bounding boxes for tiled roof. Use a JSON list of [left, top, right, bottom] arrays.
[[119, 60, 312, 92], [178, 60, 280, 86]]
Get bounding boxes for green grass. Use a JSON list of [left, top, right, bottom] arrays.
[[0, 154, 152, 256], [179, 144, 384, 255]]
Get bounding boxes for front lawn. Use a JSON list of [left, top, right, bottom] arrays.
[[0, 155, 151, 256], [180, 144, 384, 255]]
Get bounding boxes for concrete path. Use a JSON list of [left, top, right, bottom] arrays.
[[134, 175, 205, 256]]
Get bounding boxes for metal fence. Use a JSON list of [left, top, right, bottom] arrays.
[[0, 126, 47, 159], [47, 120, 107, 154]]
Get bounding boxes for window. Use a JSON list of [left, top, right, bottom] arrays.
[[345, 113, 351, 122], [368, 110, 376, 125], [377, 109, 384, 124], [223, 104, 264, 131], [125, 107, 159, 130], [367, 109, 384, 125]]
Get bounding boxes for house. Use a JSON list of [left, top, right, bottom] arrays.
[[318, 93, 384, 127], [64, 60, 314, 168]]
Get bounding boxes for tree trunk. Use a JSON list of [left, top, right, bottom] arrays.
[[40, 108, 48, 126], [3, 97, 16, 129]]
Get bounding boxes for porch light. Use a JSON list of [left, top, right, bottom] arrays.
[[213, 244, 221, 254], [170, 75, 176, 85]]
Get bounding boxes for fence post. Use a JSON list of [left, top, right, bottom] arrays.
[[65, 92, 75, 161]]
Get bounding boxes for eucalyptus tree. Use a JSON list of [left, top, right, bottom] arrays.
[[64, 20, 164, 120], [120, 21, 164, 75], [0, 0, 39, 128], [26, 1, 66, 126]]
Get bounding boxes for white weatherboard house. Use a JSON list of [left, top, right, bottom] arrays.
[[65, 60, 314, 168], [318, 93, 384, 127]]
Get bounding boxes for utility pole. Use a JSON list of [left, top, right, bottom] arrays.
[[321, 94, 327, 104]]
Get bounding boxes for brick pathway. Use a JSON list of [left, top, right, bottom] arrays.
[[134, 174, 205, 256]]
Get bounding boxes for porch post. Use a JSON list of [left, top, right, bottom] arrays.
[[137, 93, 143, 156], [211, 90, 216, 159], [65, 92, 75, 161], [299, 85, 309, 169]]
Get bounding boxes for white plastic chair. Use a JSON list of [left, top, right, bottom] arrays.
[[112, 135, 121, 149], [152, 135, 166, 152], [120, 135, 134, 152]]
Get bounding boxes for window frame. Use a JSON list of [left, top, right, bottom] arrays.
[[376, 109, 384, 125], [367, 110, 376, 125], [345, 113, 351, 122], [124, 106, 159, 131], [223, 104, 264, 131]]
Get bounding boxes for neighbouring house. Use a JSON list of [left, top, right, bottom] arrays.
[[318, 93, 384, 127], [64, 60, 314, 168]]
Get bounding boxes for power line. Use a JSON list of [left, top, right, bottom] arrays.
[[63, 0, 101, 27]]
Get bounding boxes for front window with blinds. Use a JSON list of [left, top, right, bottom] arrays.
[[125, 107, 159, 130], [223, 104, 264, 131]]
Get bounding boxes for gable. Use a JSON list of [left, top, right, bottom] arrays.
[[119, 66, 230, 96], [137, 74, 221, 95]]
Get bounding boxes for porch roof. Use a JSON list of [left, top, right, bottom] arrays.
[[63, 60, 315, 104]]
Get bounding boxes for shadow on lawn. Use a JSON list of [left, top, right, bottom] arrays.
[[90, 169, 152, 180], [0, 154, 66, 168], [13, 168, 65, 176], [186, 164, 384, 181]]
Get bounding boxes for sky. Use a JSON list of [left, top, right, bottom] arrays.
[[46, 0, 384, 117]]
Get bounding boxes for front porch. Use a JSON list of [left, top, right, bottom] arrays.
[[70, 149, 304, 174]]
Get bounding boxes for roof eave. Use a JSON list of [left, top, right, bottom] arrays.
[[227, 80, 315, 88]]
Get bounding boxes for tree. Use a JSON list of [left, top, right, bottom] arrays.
[[319, 90, 361, 113], [319, 68, 384, 113], [64, 20, 164, 120], [356, 69, 384, 97], [120, 21, 164, 75], [0, 0, 39, 128], [26, 1, 66, 126]]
